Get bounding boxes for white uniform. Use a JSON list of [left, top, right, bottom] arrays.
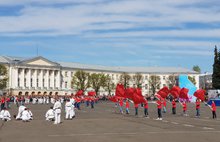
[[32, 98, 37, 104], [65, 101, 72, 119], [53, 100, 62, 124], [0, 110, 11, 121], [45, 109, 55, 121], [21, 110, 31, 121], [70, 98, 75, 118], [51, 98, 55, 104], [16, 105, 26, 120], [28, 110, 33, 120]]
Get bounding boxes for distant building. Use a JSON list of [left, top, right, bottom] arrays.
[[0, 55, 199, 96], [199, 73, 212, 89]]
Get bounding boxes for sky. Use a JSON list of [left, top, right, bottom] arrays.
[[0, 0, 219, 73]]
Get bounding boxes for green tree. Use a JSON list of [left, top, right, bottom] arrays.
[[166, 75, 177, 89], [212, 46, 220, 89], [105, 75, 115, 95], [0, 64, 8, 90], [90, 73, 107, 95], [193, 65, 201, 73], [148, 75, 161, 96], [188, 76, 196, 85], [119, 72, 131, 89], [71, 70, 90, 91], [132, 73, 143, 88]]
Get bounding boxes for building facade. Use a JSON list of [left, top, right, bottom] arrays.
[[199, 73, 212, 89], [0, 56, 199, 96]]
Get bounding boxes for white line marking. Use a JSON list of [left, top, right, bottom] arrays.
[[203, 127, 214, 130], [48, 131, 220, 137], [183, 124, 195, 127], [171, 122, 179, 125], [162, 120, 169, 123]]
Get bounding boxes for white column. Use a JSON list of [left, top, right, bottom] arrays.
[[56, 71, 61, 89], [20, 68, 25, 89], [51, 70, 55, 89], [27, 69, 31, 89], [39, 69, 43, 89], [13, 68, 18, 88], [33, 69, 37, 89], [45, 70, 49, 89]]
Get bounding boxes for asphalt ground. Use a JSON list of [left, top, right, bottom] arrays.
[[0, 101, 220, 142]]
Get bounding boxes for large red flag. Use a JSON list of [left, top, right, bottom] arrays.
[[132, 88, 145, 104], [179, 88, 189, 100], [157, 86, 170, 98], [115, 84, 126, 98], [125, 88, 135, 100], [170, 86, 181, 98], [75, 90, 84, 96], [109, 96, 118, 102], [88, 91, 96, 96], [194, 89, 206, 101]]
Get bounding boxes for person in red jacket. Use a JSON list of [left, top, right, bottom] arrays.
[[156, 98, 162, 120], [162, 98, 167, 113], [172, 99, 176, 115], [196, 99, 201, 117], [211, 101, 217, 119], [125, 99, 130, 114], [144, 99, 149, 117], [119, 98, 124, 114], [180, 100, 187, 116]]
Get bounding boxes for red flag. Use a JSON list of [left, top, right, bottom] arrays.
[[132, 88, 145, 104], [170, 86, 181, 98], [157, 86, 170, 98], [75, 90, 84, 96], [179, 88, 189, 100], [194, 89, 206, 101], [88, 91, 96, 96], [109, 96, 118, 102], [115, 84, 125, 98], [125, 88, 135, 100]]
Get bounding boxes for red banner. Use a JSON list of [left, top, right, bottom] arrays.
[[194, 89, 206, 101]]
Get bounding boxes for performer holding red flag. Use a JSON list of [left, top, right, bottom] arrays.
[[207, 101, 217, 119], [134, 103, 139, 116], [119, 98, 124, 114], [172, 99, 176, 115], [144, 99, 149, 118], [179, 100, 187, 116], [125, 99, 130, 114], [162, 98, 167, 113], [196, 99, 201, 117], [155, 94, 163, 120]]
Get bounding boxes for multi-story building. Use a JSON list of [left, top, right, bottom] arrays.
[[199, 73, 212, 89], [0, 56, 199, 96]]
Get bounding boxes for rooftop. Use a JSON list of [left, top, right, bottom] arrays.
[[0, 55, 198, 74]]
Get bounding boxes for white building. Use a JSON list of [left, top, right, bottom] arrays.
[[0, 56, 199, 96]]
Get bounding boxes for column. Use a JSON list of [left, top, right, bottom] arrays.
[[33, 69, 37, 89], [45, 70, 49, 89], [39, 69, 43, 89], [27, 69, 31, 89], [13, 68, 18, 88], [51, 70, 55, 89], [56, 71, 61, 89], [20, 68, 25, 89]]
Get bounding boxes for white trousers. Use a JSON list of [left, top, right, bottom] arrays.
[[65, 109, 71, 119], [54, 113, 61, 124]]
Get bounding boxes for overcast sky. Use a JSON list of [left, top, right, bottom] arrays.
[[0, 0, 219, 73]]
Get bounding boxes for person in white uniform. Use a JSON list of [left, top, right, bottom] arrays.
[[45, 107, 55, 121], [0, 107, 11, 121], [70, 97, 75, 118], [16, 105, 26, 120], [65, 99, 73, 120], [53, 99, 62, 124], [21, 108, 31, 122]]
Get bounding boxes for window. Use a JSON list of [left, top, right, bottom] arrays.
[[65, 71, 68, 77], [54, 79, 56, 87], [49, 79, 50, 87], [31, 78, 33, 87], [24, 78, 27, 87], [43, 79, 45, 87], [65, 82, 68, 88], [163, 76, 166, 80], [18, 78, 20, 87], [71, 72, 73, 77], [145, 75, 148, 80], [112, 74, 114, 80], [145, 84, 148, 89]]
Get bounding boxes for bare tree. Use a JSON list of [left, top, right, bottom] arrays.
[[119, 72, 131, 89], [132, 73, 144, 88], [148, 75, 161, 96]]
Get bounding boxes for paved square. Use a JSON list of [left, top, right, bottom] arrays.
[[0, 101, 220, 142]]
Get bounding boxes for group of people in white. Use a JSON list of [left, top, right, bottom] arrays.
[[0, 97, 76, 125]]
